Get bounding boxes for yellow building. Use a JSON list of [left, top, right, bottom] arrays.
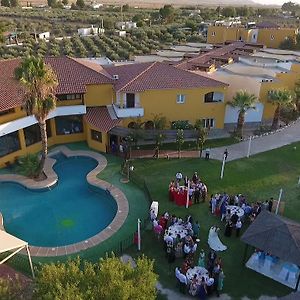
[[0, 57, 228, 167], [207, 21, 298, 49]]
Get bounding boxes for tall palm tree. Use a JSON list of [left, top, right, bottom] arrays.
[[229, 90, 257, 137], [294, 79, 300, 113], [15, 56, 58, 175], [269, 89, 295, 130]]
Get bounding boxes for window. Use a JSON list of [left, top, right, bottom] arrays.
[[0, 108, 15, 116], [0, 131, 21, 157], [176, 94, 185, 104], [202, 118, 215, 129], [126, 93, 135, 108], [204, 92, 224, 103], [91, 129, 102, 143], [24, 121, 52, 147], [57, 94, 82, 101], [212, 31, 216, 36], [55, 115, 83, 135], [270, 34, 275, 40]]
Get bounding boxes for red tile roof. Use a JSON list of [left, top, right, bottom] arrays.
[[85, 106, 120, 132], [0, 57, 112, 112], [104, 61, 227, 93], [256, 21, 279, 29]]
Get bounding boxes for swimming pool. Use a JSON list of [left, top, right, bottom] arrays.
[[0, 153, 117, 247]]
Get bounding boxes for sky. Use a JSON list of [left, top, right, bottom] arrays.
[[252, 0, 300, 5]]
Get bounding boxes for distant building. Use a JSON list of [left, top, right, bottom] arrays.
[[115, 30, 127, 37], [207, 21, 298, 49], [78, 25, 105, 36], [33, 32, 50, 40], [116, 21, 137, 30], [91, 3, 103, 9]]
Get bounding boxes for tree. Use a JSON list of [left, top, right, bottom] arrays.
[[222, 7, 236, 17], [76, 0, 84, 9], [154, 132, 166, 158], [33, 256, 158, 300], [17, 153, 40, 178], [47, 0, 56, 7], [194, 120, 208, 157], [175, 129, 184, 159], [122, 4, 130, 12], [229, 90, 257, 137], [1, 0, 10, 7], [62, 0, 68, 5], [280, 36, 296, 50], [159, 5, 175, 23], [269, 89, 295, 130], [0, 277, 24, 300], [153, 114, 167, 130], [10, 0, 18, 7], [294, 79, 300, 112], [15, 56, 58, 176]]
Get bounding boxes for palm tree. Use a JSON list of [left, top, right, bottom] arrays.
[[194, 120, 208, 158], [294, 80, 300, 113], [269, 89, 295, 130], [229, 90, 257, 137], [15, 56, 58, 176]]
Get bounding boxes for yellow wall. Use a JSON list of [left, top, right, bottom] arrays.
[[84, 84, 114, 107], [0, 107, 26, 124], [86, 123, 108, 153], [257, 28, 297, 49], [122, 86, 228, 129], [207, 25, 298, 49], [0, 118, 86, 168]]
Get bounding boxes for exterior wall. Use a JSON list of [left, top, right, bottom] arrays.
[[86, 123, 108, 153], [0, 107, 26, 124], [0, 118, 85, 168], [121, 86, 228, 129], [257, 28, 297, 49], [207, 25, 297, 49], [84, 84, 114, 107]]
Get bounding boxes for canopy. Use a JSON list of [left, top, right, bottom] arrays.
[[0, 230, 34, 278], [241, 210, 300, 266]]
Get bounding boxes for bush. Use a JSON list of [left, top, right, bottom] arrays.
[[17, 153, 40, 178], [171, 120, 193, 130]]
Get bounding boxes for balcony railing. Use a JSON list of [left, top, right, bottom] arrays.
[[112, 104, 144, 118]]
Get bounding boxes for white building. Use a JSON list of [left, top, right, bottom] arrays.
[[37, 32, 50, 40], [115, 30, 127, 37], [91, 3, 103, 9], [78, 25, 105, 36], [116, 21, 137, 30]]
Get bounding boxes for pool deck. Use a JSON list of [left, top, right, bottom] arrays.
[[0, 146, 129, 257]]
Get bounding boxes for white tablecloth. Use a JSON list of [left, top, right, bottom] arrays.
[[165, 224, 188, 239], [186, 266, 209, 282], [227, 205, 244, 218]]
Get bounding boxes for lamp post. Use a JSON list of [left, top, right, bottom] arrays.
[[275, 188, 283, 215], [247, 136, 252, 158], [186, 180, 190, 209], [220, 154, 226, 179], [137, 218, 141, 251]]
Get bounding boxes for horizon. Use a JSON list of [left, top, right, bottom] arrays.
[[252, 0, 300, 5]]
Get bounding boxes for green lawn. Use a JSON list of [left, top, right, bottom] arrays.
[[125, 142, 300, 299], [133, 137, 238, 151]]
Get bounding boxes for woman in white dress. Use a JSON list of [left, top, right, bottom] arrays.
[[208, 226, 227, 252]]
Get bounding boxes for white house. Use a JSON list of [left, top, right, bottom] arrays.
[[115, 30, 127, 37], [116, 21, 137, 30], [38, 32, 50, 40], [78, 25, 105, 36]]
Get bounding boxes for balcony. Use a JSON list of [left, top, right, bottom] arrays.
[[112, 104, 144, 118]]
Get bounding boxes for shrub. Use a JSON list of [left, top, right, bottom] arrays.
[[17, 153, 40, 178]]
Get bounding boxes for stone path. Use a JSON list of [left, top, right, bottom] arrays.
[[210, 120, 300, 162]]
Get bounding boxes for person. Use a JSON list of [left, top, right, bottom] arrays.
[[192, 172, 198, 183], [153, 146, 159, 158], [223, 149, 228, 160], [189, 274, 198, 296], [205, 148, 210, 160], [192, 221, 200, 239], [224, 221, 232, 237], [268, 197, 273, 212], [236, 219, 242, 237], [178, 271, 188, 294], [111, 141, 117, 154], [211, 196, 217, 215], [198, 249, 205, 267], [194, 188, 200, 204], [201, 184, 207, 202], [119, 143, 124, 155], [198, 277, 207, 300], [175, 171, 183, 182], [164, 232, 174, 245], [206, 277, 214, 296], [230, 212, 239, 225], [217, 269, 225, 297]]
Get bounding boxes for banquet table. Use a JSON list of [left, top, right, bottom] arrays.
[[165, 224, 188, 239], [169, 187, 192, 207], [227, 205, 244, 218], [186, 266, 210, 283]]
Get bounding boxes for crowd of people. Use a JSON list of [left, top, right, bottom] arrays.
[[168, 171, 208, 205], [209, 193, 274, 238]]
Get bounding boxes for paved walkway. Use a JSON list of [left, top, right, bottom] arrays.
[[210, 120, 300, 162]]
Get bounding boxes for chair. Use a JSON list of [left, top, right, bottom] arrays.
[[261, 256, 273, 274], [278, 267, 289, 281]]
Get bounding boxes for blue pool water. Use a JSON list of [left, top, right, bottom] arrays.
[[0, 154, 117, 247]]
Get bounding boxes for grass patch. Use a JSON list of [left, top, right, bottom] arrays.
[[125, 142, 300, 299]]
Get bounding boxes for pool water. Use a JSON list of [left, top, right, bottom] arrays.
[[0, 154, 117, 247]]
